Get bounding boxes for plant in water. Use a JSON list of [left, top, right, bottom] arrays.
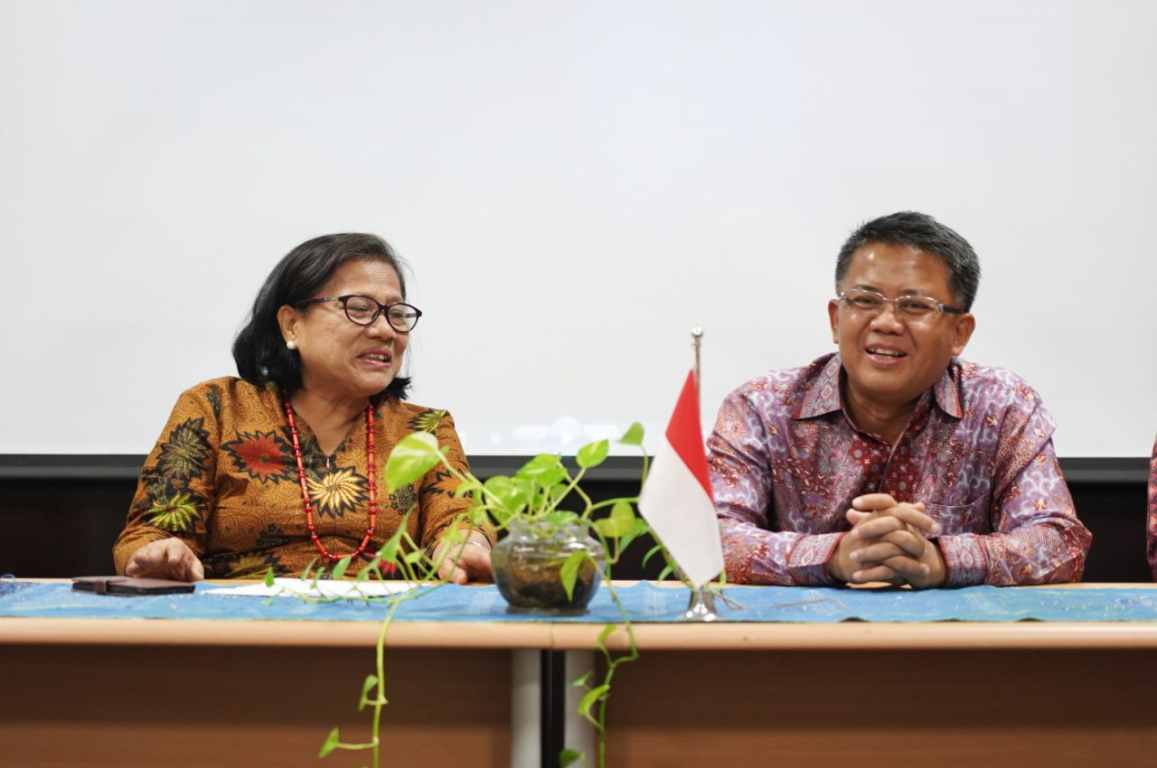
[[386, 422, 652, 768], [271, 422, 661, 768]]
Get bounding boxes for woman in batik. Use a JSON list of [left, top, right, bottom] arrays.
[[114, 234, 492, 582]]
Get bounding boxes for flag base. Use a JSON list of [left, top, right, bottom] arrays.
[[679, 586, 719, 622]]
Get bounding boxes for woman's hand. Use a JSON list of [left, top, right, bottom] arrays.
[[431, 533, 493, 585], [124, 538, 205, 582]]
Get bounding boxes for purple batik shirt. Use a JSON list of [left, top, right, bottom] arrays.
[[707, 353, 1090, 587], [1146, 434, 1157, 581]]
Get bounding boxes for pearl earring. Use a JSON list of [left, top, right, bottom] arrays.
[[286, 340, 297, 351]]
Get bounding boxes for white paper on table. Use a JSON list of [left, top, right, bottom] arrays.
[[202, 578, 419, 599]]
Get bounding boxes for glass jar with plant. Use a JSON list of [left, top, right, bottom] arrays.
[[273, 422, 656, 768]]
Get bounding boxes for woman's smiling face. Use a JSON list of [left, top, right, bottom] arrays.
[[278, 258, 408, 403]]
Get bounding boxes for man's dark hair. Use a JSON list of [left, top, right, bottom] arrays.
[[835, 211, 981, 311], [232, 233, 412, 400]]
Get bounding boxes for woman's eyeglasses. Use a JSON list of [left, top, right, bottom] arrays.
[[298, 295, 423, 332]]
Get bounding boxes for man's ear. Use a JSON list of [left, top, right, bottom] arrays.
[[951, 313, 976, 356], [828, 299, 840, 345]]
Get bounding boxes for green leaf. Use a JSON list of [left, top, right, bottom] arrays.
[[262, 567, 274, 588], [356, 567, 371, 582], [318, 727, 341, 758], [330, 556, 352, 580], [657, 564, 674, 581], [576, 439, 609, 469], [545, 510, 579, 527], [641, 543, 665, 568], [596, 623, 617, 651], [385, 432, 441, 492], [577, 684, 610, 720], [377, 526, 405, 565], [594, 501, 635, 538], [440, 527, 466, 544], [571, 671, 593, 688], [559, 748, 585, 767], [515, 454, 563, 480], [402, 549, 425, 565], [559, 550, 588, 601], [619, 422, 645, 446], [548, 484, 570, 505], [358, 674, 379, 712], [452, 477, 483, 499], [484, 475, 531, 513], [532, 466, 568, 488]]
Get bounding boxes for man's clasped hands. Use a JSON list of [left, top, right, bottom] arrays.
[[827, 493, 947, 588]]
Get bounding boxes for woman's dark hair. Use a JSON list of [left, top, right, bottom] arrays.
[[233, 233, 412, 400], [835, 211, 981, 311]]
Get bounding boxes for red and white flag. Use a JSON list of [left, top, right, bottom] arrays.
[[638, 370, 724, 588]]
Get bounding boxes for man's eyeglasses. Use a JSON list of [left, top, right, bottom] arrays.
[[298, 295, 423, 332], [837, 289, 965, 320]]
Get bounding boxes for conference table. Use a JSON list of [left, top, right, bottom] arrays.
[[3, 580, 1157, 768]]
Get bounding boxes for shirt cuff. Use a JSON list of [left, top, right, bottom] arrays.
[[937, 535, 988, 587], [786, 532, 846, 586]]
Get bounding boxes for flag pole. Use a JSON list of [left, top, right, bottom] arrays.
[[680, 326, 719, 622]]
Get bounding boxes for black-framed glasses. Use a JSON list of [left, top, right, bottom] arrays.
[[837, 289, 966, 321], [298, 295, 423, 332]]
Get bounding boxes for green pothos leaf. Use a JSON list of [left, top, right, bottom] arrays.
[[559, 550, 588, 601], [318, 727, 341, 758], [385, 431, 441, 492], [577, 684, 610, 722], [576, 439, 609, 469], [594, 501, 635, 538], [377, 526, 405, 565], [559, 748, 585, 767], [330, 556, 352, 580], [262, 567, 275, 588], [618, 422, 645, 446], [571, 671, 593, 688], [358, 674, 379, 712], [596, 623, 617, 651], [402, 549, 425, 565]]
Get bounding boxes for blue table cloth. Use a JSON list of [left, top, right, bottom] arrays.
[[3, 580, 1157, 623]]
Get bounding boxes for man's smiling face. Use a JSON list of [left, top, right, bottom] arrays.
[[828, 242, 975, 413]]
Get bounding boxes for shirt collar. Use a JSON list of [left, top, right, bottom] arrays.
[[793, 354, 964, 420]]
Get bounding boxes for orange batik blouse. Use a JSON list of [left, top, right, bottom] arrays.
[[114, 377, 479, 578]]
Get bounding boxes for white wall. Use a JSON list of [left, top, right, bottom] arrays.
[[0, 0, 1153, 457]]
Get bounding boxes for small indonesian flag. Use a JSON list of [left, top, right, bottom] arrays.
[[638, 370, 725, 588]]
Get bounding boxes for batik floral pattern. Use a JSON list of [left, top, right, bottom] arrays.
[[708, 353, 1091, 587], [114, 377, 486, 578], [306, 467, 368, 519], [1147, 435, 1157, 581], [157, 418, 210, 482], [222, 431, 293, 484]]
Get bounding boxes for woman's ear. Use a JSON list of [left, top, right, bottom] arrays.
[[276, 305, 301, 348]]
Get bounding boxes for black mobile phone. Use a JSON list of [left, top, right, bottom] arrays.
[[72, 576, 195, 596]]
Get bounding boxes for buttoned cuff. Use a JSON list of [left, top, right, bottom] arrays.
[[786, 533, 846, 586], [937, 535, 988, 587]]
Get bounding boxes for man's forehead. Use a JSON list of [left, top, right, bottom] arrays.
[[842, 242, 949, 292]]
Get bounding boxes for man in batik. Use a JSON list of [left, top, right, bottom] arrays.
[[708, 212, 1090, 587]]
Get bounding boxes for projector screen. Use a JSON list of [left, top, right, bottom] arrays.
[[1, 0, 1153, 458]]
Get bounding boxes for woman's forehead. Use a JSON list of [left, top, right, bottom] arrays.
[[322, 259, 403, 298]]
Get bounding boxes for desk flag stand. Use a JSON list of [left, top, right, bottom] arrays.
[[679, 326, 720, 622]]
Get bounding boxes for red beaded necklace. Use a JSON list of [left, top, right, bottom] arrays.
[[282, 390, 377, 563]]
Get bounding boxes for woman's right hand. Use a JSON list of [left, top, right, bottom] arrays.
[[124, 538, 205, 582]]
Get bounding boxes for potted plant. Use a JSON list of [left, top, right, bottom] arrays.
[[385, 422, 649, 612], [283, 422, 659, 768]]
